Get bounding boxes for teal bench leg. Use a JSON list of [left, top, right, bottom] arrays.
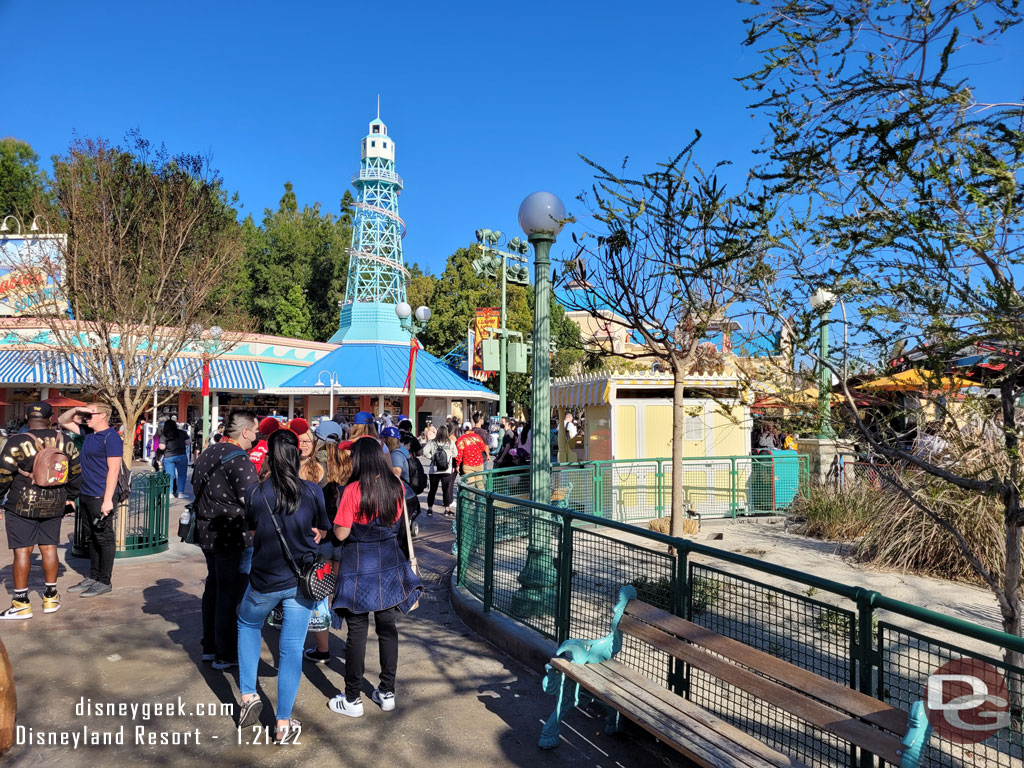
[[539, 668, 578, 749], [899, 701, 932, 768], [604, 705, 622, 735]]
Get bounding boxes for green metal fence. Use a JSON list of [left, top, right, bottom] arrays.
[[456, 471, 1024, 768], [72, 471, 171, 558], [478, 454, 809, 523]]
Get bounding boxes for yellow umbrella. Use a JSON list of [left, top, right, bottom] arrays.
[[857, 369, 976, 392]]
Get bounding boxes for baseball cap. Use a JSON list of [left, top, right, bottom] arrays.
[[337, 440, 354, 452], [353, 411, 374, 425], [380, 426, 401, 439], [26, 402, 53, 419], [314, 420, 342, 443]]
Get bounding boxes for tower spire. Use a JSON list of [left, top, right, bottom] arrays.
[[329, 112, 409, 344]]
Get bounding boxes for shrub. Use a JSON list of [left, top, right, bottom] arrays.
[[789, 481, 875, 541]]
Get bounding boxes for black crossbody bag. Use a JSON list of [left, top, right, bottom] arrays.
[[263, 493, 336, 601]]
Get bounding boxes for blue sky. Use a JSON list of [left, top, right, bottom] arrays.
[[4, 0, 1023, 279]]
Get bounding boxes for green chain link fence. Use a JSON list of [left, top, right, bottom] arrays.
[[456, 467, 1024, 768]]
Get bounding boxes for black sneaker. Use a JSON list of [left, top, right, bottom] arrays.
[[303, 648, 330, 664]]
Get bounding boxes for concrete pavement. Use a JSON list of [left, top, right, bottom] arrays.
[[0, 489, 683, 768]]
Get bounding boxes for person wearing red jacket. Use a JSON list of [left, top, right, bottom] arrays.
[[248, 417, 281, 475]]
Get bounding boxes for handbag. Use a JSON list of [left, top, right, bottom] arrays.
[[264, 493, 337, 602]]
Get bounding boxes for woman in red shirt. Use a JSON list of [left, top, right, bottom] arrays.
[[328, 438, 422, 718]]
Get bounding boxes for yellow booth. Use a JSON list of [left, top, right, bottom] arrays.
[[552, 370, 751, 462]]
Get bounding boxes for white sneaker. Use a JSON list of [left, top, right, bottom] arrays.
[[371, 688, 395, 711], [328, 695, 364, 717]]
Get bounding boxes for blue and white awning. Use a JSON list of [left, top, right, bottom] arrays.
[[0, 351, 264, 390]]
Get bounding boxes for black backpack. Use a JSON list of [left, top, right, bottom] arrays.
[[432, 443, 450, 472], [408, 455, 427, 494]]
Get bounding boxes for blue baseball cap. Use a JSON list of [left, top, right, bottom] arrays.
[[380, 426, 401, 439], [353, 411, 374, 425], [314, 420, 342, 443]]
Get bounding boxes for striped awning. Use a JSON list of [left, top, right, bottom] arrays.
[[552, 378, 612, 408], [0, 351, 39, 383], [0, 351, 264, 390]]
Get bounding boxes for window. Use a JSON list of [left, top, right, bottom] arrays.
[[371, 140, 376, 147], [383, 142, 387, 148], [372, 125, 381, 134], [684, 410, 704, 441]]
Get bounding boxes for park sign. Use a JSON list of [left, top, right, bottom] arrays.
[[0, 235, 68, 318]]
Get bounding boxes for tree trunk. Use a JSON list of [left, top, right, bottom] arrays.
[[1003, 519, 1023, 709], [670, 369, 686, 538]]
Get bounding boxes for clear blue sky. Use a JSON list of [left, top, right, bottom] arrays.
[[4, 1, 1023, 276]]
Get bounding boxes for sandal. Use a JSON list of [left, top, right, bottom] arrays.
[[274, 718, 301, 744], [238, 696, 263, 728]]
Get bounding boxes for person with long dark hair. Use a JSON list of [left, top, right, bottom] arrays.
[[236, 429, 330, 743], [328, 438, 422, 718]]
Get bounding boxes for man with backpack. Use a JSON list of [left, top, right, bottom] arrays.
[[0, 402, 82, 619], [59, 403, 124, 598]]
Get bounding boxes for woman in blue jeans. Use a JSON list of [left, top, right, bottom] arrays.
[[236, 429, 330, 742], [160, 420, 190, 498]]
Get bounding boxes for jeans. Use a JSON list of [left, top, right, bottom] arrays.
[[427, 472, 455, 509], [162, 454, 189, 497], [339, 606, 398, 701], [237, 584, 313, 721], [80, 496, 115, 585], [201, 549, 248, 662]]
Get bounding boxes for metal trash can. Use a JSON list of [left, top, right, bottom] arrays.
[[71, 472, 171, 559], [749, 449, 800, 513]]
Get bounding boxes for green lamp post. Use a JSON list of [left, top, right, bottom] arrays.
[[809, 287, 837, 439], [472, 229, 530, 419], [510, 190, 566, 619], [396, 301, 431, 431]]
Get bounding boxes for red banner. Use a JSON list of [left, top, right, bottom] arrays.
[[201, 360, 210, 397], [403, 338, 420, 392]]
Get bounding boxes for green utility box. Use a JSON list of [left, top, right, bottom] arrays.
[[481, 339, 500, 372], [748, 449, 800, 513], [508, 342, 528, 373]]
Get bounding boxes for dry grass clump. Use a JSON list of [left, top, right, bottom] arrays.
[[789, 482, 875, 541], [855, 469, 1005, 585]]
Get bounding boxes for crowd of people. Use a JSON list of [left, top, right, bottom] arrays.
[[0, 397, 534, 740]]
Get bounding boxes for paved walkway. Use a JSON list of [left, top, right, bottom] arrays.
[[0, 484, 680, 768]]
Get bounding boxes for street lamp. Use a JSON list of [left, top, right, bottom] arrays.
[[0, 216, 22, 234], [809, 288, 837, 439], [396, 301, 431, 431], [511, 190, 565, 619], [315, 371, 339, 419], [472, 228, 530, 419]]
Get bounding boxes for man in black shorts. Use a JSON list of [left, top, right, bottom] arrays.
[[0, 402, 82, 619]]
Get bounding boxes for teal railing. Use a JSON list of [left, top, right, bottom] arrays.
[[480, 453, 809, 522], [456, 470, 1024, 768]]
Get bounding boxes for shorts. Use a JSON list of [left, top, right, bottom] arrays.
[[5, 511, 63, 549]]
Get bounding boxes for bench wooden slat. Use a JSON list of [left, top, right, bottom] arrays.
[[592, 659, 808, 768], [625, 601, 908, 735], [618, 615, 904, 765], [551, 657, 807, 768]]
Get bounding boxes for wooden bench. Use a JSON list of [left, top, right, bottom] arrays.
[[539, 586, 932, 768]]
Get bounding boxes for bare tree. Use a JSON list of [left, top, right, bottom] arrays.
[[560, 137, 777, 536], [0, 133, 248, 463], [743, 1, 1024, 663]]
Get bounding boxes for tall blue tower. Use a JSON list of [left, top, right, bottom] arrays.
[[329, 110, 409, 343]]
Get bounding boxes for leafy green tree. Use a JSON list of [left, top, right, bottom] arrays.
[[0, 138, 51, 220], [274, 283, 313, 339], [742, 2, 1024, 653], [240, 182, 351, 340]]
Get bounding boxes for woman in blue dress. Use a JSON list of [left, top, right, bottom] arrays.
[[328, 438, 422, 717]]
